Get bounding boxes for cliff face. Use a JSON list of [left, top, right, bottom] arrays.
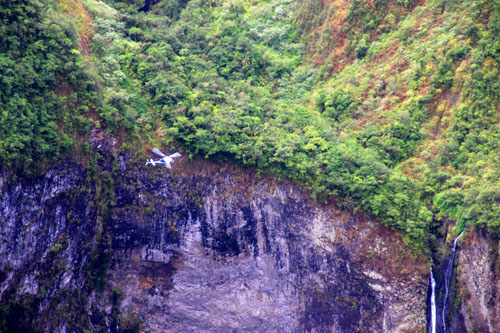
[[456, 231, 500, 333], [0, 154, 428, 332], [0, 164, 99, 331]]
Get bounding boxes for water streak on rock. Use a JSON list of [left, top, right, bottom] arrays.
[[430, 270, 437, 333], [442, 231, 464, 333]]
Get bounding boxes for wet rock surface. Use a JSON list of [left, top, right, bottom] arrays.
[[1, 155, 428, 332], [457, 231, 500, 332]]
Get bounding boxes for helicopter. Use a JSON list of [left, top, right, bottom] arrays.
[[146, 147, 182, 169]]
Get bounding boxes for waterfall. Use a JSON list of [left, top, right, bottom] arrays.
[[430, 270, 437, 333], [441, 231, 464, 333]]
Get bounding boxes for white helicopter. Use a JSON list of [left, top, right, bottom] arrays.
[[146, 147, 182, 169]]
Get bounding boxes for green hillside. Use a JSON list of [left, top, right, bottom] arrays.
[[1, 0, 499, 248]]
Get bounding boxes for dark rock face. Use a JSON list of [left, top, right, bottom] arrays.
[[109, 157, 427, 332], [456, 230, 500, 332], [0, 165, 98, 331], [0, 155, 428, 332]]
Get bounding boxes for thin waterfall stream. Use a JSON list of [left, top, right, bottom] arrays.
[[430, 270, 437, 333], [441, 231, 464, 333], [442, 231, 464, 332], [429, 231, 464, 333]]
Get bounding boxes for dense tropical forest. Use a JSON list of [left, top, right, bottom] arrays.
[[1, 0, 500, 249]]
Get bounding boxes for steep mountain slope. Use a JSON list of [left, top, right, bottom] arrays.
[[74, 0, 500, 247], [2, 0, 499, 243], [1, 0, 500, 331], [0, 0, 92, 170]]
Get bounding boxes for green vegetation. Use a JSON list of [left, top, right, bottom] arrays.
[[99, 0, 431, 246], [1, 0, 500, 249], [0, 0, 95, 170], [423, 2, 500, 231]]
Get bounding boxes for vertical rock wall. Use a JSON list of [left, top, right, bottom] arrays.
[[0, 155, 429, 332], [108, 156, 428, 332], [457, 230, 500, 332]]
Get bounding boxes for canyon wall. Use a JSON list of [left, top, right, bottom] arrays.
[[456, 230, 500, 333], [0, 154, 429, 332]]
